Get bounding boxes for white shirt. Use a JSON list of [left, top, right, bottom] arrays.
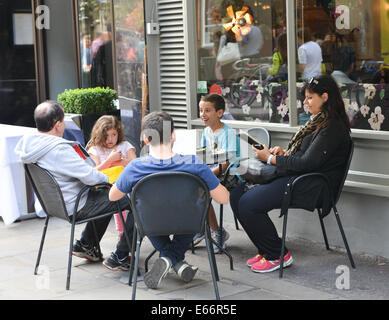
[[88, 140, 135, 163], [298, 41, 323, 80]]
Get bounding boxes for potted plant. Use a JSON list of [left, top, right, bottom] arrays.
[[58, 87, 120, 143]]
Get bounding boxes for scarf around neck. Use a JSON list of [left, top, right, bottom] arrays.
[[285, 112, 327, 156]]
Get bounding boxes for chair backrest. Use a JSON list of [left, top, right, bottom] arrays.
[[130, 172, 211, 238], [24, 163, 71, 222], [246, 127, 271, 159], [334, 139, 354, 205]]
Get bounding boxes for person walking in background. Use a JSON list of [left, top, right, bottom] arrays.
[[297, 28, 323, 80]]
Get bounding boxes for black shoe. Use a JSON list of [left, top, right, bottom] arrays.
[[72, 240, 101, 262], [103, 252, 130, 271], [144, 257, 172, 289], [173, 261, 198, 283]]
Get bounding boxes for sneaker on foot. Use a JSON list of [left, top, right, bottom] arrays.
[[144, 257, 172, 289], [246, 254, 265, 267], [173, 261, 198, 283], [103, 252, 130, 271], [212, 227, 230, 254], [72, 240, 101, 262], [192, 232, 205, 247], [251, 252, 293, 273]]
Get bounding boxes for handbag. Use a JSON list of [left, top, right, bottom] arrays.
[[238, 158, 279, 185], [217, 42, 241, 66]]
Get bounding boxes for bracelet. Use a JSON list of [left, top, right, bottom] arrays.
[[267, 154, 274, 165]]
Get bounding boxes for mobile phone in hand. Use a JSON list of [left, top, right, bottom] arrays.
[[253, 143, 264, 150]]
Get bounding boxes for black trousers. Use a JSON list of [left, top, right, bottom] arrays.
[[77, 188, 134, 254], [230, 176, 292, 260]]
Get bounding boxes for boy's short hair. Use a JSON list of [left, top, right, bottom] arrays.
[[142, 111, 174, 146], [200, 94, 225, 112]]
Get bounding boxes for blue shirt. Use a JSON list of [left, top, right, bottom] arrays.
[[115, 154, 220, 195], [201, 123, 240, 164]]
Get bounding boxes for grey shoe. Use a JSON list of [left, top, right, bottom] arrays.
[[72, 240, 101, 262], [173, 261, 198, 283], [102, 252, 130, 271], [212, 228, 230, 254], [144, 257, 172, 289], [192, 232, 205, 246]]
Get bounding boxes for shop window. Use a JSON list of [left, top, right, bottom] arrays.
[[78, 0, 114, 89], [296, 0, 389, 131], [113, 0, 145, 102], [196, 0, 289, 124]]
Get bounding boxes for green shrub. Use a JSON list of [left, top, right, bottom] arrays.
[[57, 87, 117, 114]]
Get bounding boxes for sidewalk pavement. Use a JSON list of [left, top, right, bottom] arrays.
[[1, 214, 389, 301]]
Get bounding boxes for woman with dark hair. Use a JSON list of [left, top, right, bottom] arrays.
[[230, 74, 351, 273]]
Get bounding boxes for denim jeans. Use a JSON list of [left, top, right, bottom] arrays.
[[77, 188, 134, 254], [230, 177, 292, 260], [148, 234, 194, 266]]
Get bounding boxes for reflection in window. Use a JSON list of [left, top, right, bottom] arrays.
[[197, 0, 288, 123], [114, 0, 145, 101], [296, 0, 389, 131], [78, 0, 114, 89]]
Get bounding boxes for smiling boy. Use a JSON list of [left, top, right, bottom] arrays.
[[194, 94, 239, 253]]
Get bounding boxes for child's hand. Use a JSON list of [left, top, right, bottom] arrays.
[[107, 149, 122, 163]]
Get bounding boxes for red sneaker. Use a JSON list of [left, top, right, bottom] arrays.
[[251, 253, 293, 273], [246, 254, 264, 267]]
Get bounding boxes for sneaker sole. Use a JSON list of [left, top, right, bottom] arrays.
[[102, 261, 129, 272], [192, 235, 205, 247], [144, 258, 171, 289], [177, 265, 198, 283], [251, 256, 293, 273], [72, 252, 101, 262]]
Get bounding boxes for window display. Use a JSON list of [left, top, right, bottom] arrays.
[[197, 0, 389, 131]]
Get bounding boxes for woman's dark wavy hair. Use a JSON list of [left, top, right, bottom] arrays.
[[301, 74, 350, 132]]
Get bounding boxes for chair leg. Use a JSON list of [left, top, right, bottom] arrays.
[[218, 203, 234, 270], [279, 211, 288, 279], [117, 208, 133, 284], [128, 224, 137, 286], [66, 220, 76, 290], [34, 216, 49, 275], [131, 231, 142, 300], [233, 214, 240, 230], [317, 209, 330, 250], [333, 206, 356, 269], [205, 221, 220, 300], [145, 249, 157, 273]]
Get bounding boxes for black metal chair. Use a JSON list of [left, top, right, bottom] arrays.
[[279, 139, 356, 278], [24, 163, 132, 290], [128, 172, 220, 300]]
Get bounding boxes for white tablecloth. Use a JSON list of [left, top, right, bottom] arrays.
[[0, 124, 38, 225]]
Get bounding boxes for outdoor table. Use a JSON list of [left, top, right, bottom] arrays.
[[0, 124, 37, 225]]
